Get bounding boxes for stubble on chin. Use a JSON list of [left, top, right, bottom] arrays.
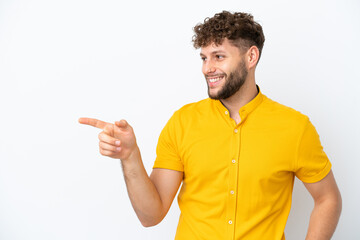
[[207, 77, 225, 100], [207, 67, 247, 100]]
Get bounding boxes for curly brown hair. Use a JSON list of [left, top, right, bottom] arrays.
[[192, 11, 265, 60]]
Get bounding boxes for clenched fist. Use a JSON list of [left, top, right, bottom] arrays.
[[79, 118, 137, 161]]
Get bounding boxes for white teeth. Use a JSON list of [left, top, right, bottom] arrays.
[[209, 77, 222, 83]]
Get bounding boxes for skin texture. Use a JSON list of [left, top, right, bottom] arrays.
[[79, 38, 342, 237]]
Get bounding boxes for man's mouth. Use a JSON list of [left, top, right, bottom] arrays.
[[209, 76, 223, 82], [207, 75, 225, 87]]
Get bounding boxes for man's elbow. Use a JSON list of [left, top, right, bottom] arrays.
[[328, 187, 342, 213], [136, 198, 170, 227], [140, 217, 163, 228], [316, 188, 342, 217], [138, 211, 166, 228], [334, 190, 342, 216]]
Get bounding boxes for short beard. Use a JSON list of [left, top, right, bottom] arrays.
[[208, 60, 248, 100]]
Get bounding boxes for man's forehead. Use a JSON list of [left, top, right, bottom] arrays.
[[200, 42, 225, 54], [200, 40, 237, 55]]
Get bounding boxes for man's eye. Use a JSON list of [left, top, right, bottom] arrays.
[[201, 57, 207, 61], [216, 55, 224, 59]]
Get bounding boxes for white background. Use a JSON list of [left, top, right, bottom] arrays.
[[0, 0, 359, 239]]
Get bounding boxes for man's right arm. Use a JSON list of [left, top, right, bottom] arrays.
[[120, 147, 183, 227], [79, 118, 183, 227]]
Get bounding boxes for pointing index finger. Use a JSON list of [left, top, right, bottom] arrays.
[[78, 117, 108, 130]]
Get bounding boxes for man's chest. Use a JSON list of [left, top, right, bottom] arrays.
[[178, 122, 298, 187]]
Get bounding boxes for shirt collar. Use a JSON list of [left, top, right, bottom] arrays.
[[213, 85, 264, 123], [238, 85, 264, 120]]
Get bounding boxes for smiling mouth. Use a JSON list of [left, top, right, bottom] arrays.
[[206, 75, 225, 88], [207, 75, 225, 84]]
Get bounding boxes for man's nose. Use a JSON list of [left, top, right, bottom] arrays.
[[204, 62, 216, 74]]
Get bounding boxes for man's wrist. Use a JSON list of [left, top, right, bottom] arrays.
[[120, 145, 141, 167]]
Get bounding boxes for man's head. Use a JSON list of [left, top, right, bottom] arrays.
[[192, 11, 265, 61], [192, 11, 265, 100]]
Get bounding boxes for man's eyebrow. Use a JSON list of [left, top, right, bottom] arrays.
[[200, 51, 226, 57], [211, 50, 226, 55]]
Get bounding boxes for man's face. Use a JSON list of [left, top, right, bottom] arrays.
[[200, 39, 248, 100]]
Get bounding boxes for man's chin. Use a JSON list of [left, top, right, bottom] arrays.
[[208, 89, 221, 100], [209, 95, 220, 100]]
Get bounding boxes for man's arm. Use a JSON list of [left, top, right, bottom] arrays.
[[121, 149, 183, 227], [79, 118, 183, 227], [303, 170, 342, 240]]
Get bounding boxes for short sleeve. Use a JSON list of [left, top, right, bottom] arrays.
[[295, 119, 332, 183], [153, 111, 184, 172]]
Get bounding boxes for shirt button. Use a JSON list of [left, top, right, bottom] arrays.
[[234, 129, 238, 133], [232, 159, 236, 164], [228, 220, 233, 224], [230, 190, 234, 195], [225, 111, 228, 115]]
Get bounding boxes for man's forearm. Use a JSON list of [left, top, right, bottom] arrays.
[[120, 146, 164, 227], [305, 195, 342, 240]]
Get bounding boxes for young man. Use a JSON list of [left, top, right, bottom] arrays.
[[79, 11, 342, 240]]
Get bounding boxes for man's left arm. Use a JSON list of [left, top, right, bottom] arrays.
[[303, 170, 342, 240]]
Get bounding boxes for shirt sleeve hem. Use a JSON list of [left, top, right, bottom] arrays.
[[298, 160, 332, 183], [153, 161, 184, 172]]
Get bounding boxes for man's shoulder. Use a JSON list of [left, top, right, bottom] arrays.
[[260, 95, 310, 125], [175, 98, 213, 115]]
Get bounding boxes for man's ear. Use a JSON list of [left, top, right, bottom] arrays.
[[247, 46, 260, 69]]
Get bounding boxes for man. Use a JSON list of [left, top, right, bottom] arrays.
[[79, 11, 342, 240]]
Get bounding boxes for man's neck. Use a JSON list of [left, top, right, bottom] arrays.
[[220, 81, 258, 124]]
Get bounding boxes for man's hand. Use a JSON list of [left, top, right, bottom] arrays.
[[78, 118, 137, 161]]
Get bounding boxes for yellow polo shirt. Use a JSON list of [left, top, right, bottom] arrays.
[[153, 89, 331, 240]]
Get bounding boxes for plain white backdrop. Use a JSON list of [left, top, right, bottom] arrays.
[[0, 0, 359, 239]]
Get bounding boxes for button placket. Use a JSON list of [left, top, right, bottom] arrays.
[[226, 123, 241, 239]]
